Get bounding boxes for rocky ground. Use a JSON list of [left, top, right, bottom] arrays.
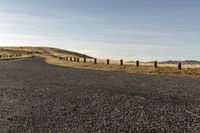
[[0, 57, 200, 132]]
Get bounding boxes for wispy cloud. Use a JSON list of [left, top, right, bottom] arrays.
[[0, 33, 45, 40], [0, 1, 200, 61]]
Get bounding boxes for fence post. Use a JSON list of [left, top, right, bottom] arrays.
[[74, 57, 77, 62], [94, 58, 97, 64], [177, 63, 182, 70], [84, 57, 86, 63], [77, 57, 80, 62], [136, 61, 139, 67], [154, 61, 158, 68], [120, 59, 123, 65], [107, 59, 110, 65]]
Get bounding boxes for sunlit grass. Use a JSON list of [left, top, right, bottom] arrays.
[[43, 55, 200, 77]]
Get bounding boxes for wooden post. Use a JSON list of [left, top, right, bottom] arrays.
[[107, 59, 110, 65], [77, 57, 80, 62], [84, 57, 86, 63], [120, 59, 123, 65], [136, 61, 139, 67], [154, 61, 158, 68], [70, 57, 72, 61], [74, 57, 77, 62], [94, 58, 97, 64], [177, 63, 182, 70]]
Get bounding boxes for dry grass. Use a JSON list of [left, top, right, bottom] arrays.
[[43, 55, 200, 77], [1, 46, 92, 58]]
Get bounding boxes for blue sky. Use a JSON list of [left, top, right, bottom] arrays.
[[0, 0, 200, 61]]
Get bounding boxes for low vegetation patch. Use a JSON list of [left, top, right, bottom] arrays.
[[43, 55, 200, 77]]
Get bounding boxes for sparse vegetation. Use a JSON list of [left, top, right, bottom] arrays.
[[43, 55, 200, 77], [0, 47, 92, 58]]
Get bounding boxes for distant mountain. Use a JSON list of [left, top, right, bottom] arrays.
[[159, 60, 200, 65]]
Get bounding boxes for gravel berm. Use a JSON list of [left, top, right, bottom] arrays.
[[1, 57, 200, 132]]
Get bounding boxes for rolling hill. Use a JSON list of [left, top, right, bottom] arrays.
[[0, 47, 93, 58]]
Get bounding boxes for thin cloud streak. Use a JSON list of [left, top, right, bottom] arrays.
[[0, 0, 200, 61]]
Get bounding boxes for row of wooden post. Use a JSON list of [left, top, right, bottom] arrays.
[[0, 54, 22, 58], [94, 59, 181, 70], [59, 57, 182, 70], [59, 56, 80, 62]]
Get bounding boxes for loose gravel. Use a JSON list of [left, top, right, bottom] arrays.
[[0, 57, 200, 132]]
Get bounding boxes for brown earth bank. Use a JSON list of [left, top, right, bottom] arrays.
[[0, 57, 200, 132]]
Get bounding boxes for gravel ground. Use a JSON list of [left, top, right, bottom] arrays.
[[1, 57, 200, 133]]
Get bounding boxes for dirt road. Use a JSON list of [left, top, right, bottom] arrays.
[[0, 57, 200, 132]]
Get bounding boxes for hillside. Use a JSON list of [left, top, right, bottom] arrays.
[[0, 47, 93, 58]]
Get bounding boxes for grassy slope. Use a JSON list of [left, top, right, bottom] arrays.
[[0, 47, 93, 58]]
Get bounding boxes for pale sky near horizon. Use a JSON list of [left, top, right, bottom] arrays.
[[0, 0, 200, 61]]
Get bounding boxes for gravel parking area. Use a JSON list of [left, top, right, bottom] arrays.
[[0, 57, 200, 132]]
